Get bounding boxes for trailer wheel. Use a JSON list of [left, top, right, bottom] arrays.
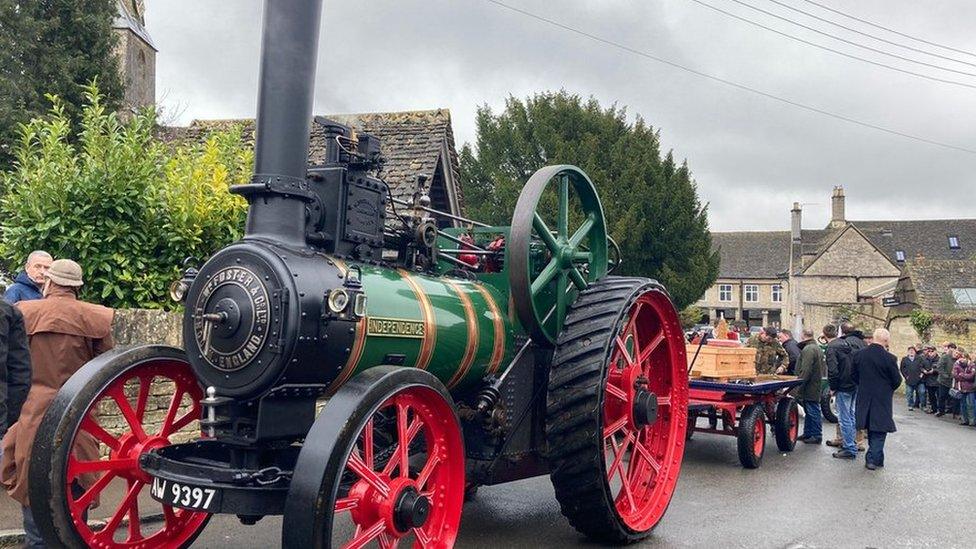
[[29, 346, 210, 549], [821, 386, 839, 423], [774, 397, 799, 452], [736, 404, 766, 468], [283, 367, 464, 548], [547, 277, 688, 544], [686, 411, 698, 441]]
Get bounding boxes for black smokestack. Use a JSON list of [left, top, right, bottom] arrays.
[[237, 0, 323, 246]]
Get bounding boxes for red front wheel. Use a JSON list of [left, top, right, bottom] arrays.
[[283, 367, 465, 548], [29, 346, 210, 549], [547, 277, 688, 543]]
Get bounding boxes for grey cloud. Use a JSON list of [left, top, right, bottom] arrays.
[[146, 0, 976, 230]]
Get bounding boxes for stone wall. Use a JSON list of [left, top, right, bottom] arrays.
[[112, 308, 183, 347], [889, 315, 976, 354], [98, 309, 192, 454]]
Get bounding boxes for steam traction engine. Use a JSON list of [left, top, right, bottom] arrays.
[[29, 1, 688, 547]]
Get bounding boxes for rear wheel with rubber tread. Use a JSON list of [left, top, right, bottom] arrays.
[[546, 276, 688, 544], [774, 397, 799, 452], [736, 404, 766, 469]]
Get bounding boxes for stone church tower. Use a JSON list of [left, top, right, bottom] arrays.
[[112, 0, 156, 111]]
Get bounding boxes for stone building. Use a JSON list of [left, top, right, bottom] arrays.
[[159, 109, 465, 223], [112, 0, 156, 112], [887, 259, 976, 354], [696, 231, 789, 327], [698, 186, 976, 332]]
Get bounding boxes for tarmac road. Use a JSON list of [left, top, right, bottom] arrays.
[[193, 401, 976, 548]]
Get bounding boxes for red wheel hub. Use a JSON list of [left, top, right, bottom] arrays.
[[65, 359, 208, 548], [333, 387, 463, 549], [601, 291, 688, 532], [753, 417, 766, 456], [789, 406, 799, 442]]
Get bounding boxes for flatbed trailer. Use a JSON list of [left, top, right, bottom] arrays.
[[687, 377, 804, 468]]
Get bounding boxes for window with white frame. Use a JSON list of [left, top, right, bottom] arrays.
[[895, 250, 906, 262], [744, 284, 759, 302], [719, 284, 733, 302], [949, 235, 960, 249], [771, 284, 783, 303], [952, 288, 976, 307]]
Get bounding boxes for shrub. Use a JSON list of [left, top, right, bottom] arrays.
[[1, 85, 250, 309], [910, 310, 934, 342]]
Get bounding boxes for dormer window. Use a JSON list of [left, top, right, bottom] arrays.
[[949, 236, 960, 249], [895, 250, 905, 262]]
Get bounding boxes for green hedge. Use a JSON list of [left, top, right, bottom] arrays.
[[0, 85, 250, 309]]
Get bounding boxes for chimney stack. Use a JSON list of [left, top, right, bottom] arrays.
[[830, 186, 846, 228], [232, 0, 324, 247], [791, 202, 802, 243]]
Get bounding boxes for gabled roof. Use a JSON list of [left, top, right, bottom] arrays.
[[900, 259, 976, 314], [321, 110, 463, 211], [158, 109, 464, 217], [799, 223, 898, 275], [710, 231, 791, 279]]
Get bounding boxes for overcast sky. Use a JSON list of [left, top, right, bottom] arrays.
[[145, 0, 976, 231]]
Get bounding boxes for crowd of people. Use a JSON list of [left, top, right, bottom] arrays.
[[899, 342, 976, 427], [0, 250, 114, 548], [751, 322, 901, 469], [747, 320, 976, 469]]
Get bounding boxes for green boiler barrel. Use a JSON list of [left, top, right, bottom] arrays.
[[326, 261, 516, 394]]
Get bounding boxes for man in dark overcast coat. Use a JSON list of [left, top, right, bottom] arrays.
[[852, 328, 901, 470]]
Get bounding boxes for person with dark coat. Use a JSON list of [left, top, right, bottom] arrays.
[[851, 328, 901, 470], [899, 346, 925, 411], [0, 300, 31, 443], [827, 323, 867, 459], [778, 329, 801, 375], [2, 251, 51, 304], [936, 343, 958, 417], [795, 329, 825, 443], [921, 346, 941, 413]]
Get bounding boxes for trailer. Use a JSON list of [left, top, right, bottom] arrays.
[[686, 377, 803, 468]]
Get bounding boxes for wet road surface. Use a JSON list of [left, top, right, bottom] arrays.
[[193, 401, 976, 548]]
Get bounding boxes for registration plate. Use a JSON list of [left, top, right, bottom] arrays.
[[149, 477, 221, 512]]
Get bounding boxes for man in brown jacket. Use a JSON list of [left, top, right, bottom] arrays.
[[0, 259, 113, 547]]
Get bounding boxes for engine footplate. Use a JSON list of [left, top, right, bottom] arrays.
[[140, 440, 298, 515]]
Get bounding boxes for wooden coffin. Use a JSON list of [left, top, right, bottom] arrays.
[[686, 344, 757, 379]]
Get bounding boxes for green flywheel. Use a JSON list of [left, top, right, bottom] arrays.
[[508, 165, 608, 345]]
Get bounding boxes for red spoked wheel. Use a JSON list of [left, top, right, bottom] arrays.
[[29, 346, 210, 549], [547, 277, 688, 544], [283, 367, 464, 548]]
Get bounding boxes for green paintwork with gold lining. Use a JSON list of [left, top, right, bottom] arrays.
[[329, 260, 515, 394]]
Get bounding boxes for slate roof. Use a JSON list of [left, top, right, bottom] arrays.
[[710, 231, 791, 279], [901, 259, 976, 314], [158, 109, 463, 216], [850, 219, 976, 263], [714, 217, 976, 279]]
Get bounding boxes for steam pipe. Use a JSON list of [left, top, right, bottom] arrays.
[[241, 0, 324, 246]]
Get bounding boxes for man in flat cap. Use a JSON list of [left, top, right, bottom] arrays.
[[1, 259, 114, 547]]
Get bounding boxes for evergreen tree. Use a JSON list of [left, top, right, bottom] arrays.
[[459, 91, 719, 308], [0, 0, 123, 168]]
